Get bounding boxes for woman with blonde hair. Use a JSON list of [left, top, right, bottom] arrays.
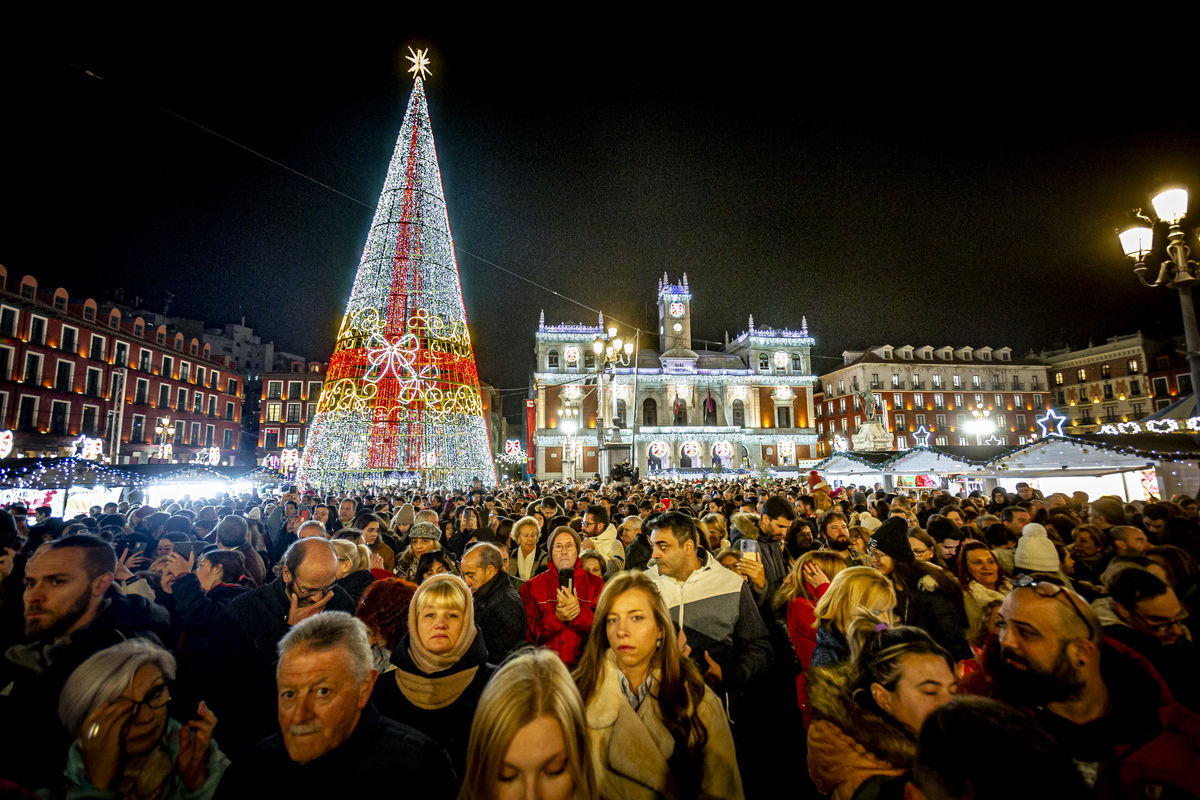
[[457, 650, 598, 800], [697, 513, 730, 553], [332, 538, 376, 606], [573, 571, 742, 800], [779, 551, 848, 713], [372, 574, 495, 779], [809, 567, 897, 669]]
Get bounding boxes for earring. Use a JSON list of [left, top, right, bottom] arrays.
[[656, 637, 663, 649]]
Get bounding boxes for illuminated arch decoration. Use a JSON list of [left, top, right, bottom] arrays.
[[157, 443, 173, 461], [732, 385, 747, 401], [563, 346, 580, 364], [778, 441, 796, 459], [774, 351, 788, 368], [774, 385, 794, 400], [297, 66, 495, 489], [675, 384, 689, 399], [669, 301, 685, 318], [563, 384, 583, 400], [649, 441, 669, 458], [682, 441, 700, 458], [714, 442, 733, 459], [281, 449, 300, 469], [613, 384, 630, 400], [74, 436, 104, 461], [0, 430, 14, 460]]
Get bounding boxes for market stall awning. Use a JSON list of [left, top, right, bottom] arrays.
[[881, 445, 1020, 474], [979, 434, 1200, 477], [812, 451, 897, 475]]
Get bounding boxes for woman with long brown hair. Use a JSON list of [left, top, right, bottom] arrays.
[[573, 571, 743, 800]]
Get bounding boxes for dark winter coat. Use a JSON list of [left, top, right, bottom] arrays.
[[471, 571, 526, 663], [891, 566, 972, 661], [335, 568, 376, 608], [1103, 623, 1200, 713], [214, 703, 456, 799], [167, 573, 246, 716], [207, 577, 356, 759], [625, 533, 653, 572], [371, 628, 496, 779], [810, 623, 851, 669], [0, 590, 170, 792]]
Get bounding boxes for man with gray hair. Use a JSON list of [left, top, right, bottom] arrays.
[[297, 519, 328, 539], [214, 612, 454, 794], [461, 543, 525, 662], [209, 538, 355, 759]]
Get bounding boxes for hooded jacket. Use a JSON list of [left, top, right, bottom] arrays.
[[645, 550, 771, 691], [805, 665, 911, 800], [589, 523, 626, 572], [0, 590, 171, 792], [584, 650, 744, 800]]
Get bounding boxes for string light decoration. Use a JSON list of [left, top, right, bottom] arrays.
[[649, 441, 669, 458], [280, 449, 300, 469], [498, 440, 529, 466], [682, 441, 701, 458], [297, 61, 495, 490]]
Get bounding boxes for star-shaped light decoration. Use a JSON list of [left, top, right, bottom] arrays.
[[985, 436, 1002, 446], [406, 46, 431, 80], [1036, 408, 1068, 437], [914, 425, 932, 447]]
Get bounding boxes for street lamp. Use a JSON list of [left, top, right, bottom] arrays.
[[963, 403, 994, 446], [557, 407, 580, 481], [593, 323, 637, 471], [1117, 185, 1200, 409], [154, 415, 174, 461]]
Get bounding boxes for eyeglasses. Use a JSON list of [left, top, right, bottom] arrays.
[[1012, 575, 1095, 641], [911, 546, 929, 557], [293, 581, 335, 598], [1131, 609, 1189, 634], [126, 681, 173, 720]]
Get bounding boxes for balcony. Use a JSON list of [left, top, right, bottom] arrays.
[[1011, 380, 1024, 390], [911, 381, 925, 390], [869, 382, 881, 390]]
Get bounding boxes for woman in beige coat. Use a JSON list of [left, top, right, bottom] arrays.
[[573, 571, 743, 800]]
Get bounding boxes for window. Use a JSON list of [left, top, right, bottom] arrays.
[[189, 341, 198, 355], [1103, 384, 1114, 400], [936, 413, 946, 429], [548, 350, 560, 369], [915, 413, 926, 426], [158, 385, 170, 408], [584, 352, 595, 370], [956, 413, 966, 427], [954, 393, 963, 406], [131, 415, 145, 442], [1077, 368, 1087, 382], [1101, 364, 1111, 379], [896, 436, 907, 448], [1131, 379, 1142, 396], [207, 397, 216, 417], [134, 378, 148, 405], [23, 352, 41, 385], [114, 342, 127, 366], [732, 398, 745, 426], [263, 429, 278, 450], [1014, 394, 1023, 408], [1103, 404, 1118, 422], [1153, 377, 1169, 397], [1132, 402, 1145, 417], [196, 367, 205, 387], [995, 414, 1006, 429], [191, 422, 201, 445], [306, 402, 316, 420], [267, 381, 282, 400], [88, 335, 104, 360], [932, 374, 941, 388], [839, 399, 846, 413], [49, 401, 69, 435], [134, 323, 144, 338], [1180, 374, 1194, 396], [223, 428, 233, 450], [893, 393, 902, 408], [174, 420, 184, 444], [839, 380, 845, 394], [759, 354, 769, 371], [871, 373, 880, 387], [85, 368, 102, 397], [895, 414, 905, 430], [288, 381, 302, 399], [974, 394, 984, 406], [205, 425, 214, 447], [84, 306, 96, 322], [1017, 414, 1026, 429], [193, 392, 203, 414], [162, 356, 173, 378], [0, 306, 16, 336], [827, 401, 834, 415], [82, 406, 98, 436], [777, 407, 791, 428], [892, 373, 900, 388], [55, 360, 73, 393], [855, 416, 862, 427], [793, 354, 803, 371], [952, 375, 961, 388], [227, 378, 238, 396], [1128, 359, 1140, 374], [972, 375, 981, 389], [17, 396, 37, 430], [139, 350, 151, 372], [225, 401, 235, 421], [29, 316, 46, 345], [933, 393, 944, 408], [285, 428, 300, 448], [61, 326, 77, 353], [995, 394, 1003, 407], [914, 393, 923, 407], [958, 436, 968, 446], [174, 338, 183, 352], [20, 283, 33, 300], [109, 313, 119, 330], [1054, 372, 1063, 386], [307, 381, 321, 399], [936, 437, 948, 446], [642, 398, 657, 426], [180, 362, 190, 382], [178, 388, 187, 410]]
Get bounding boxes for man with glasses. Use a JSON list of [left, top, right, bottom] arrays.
[[210, 538, 354, 759], [518, 526, 603, 667], [982, 574, 1200, 795], [579, 503, 624, 574], [1106, 568, 1198, 712]]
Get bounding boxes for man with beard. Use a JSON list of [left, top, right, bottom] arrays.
[[818, 509, 869, 566], [0, 535, 170, 791], [209, 538, 355, 759], [985, 577, 1200, 795]]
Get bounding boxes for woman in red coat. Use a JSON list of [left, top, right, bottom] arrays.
[[781, 551, 848, 716]]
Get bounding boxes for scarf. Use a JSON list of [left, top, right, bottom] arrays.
[[395, 574, 480, 710]]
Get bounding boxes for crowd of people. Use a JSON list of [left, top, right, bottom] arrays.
[[1, 471, 1199, 798]]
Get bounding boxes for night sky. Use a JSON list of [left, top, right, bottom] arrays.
[[5, 24, 1200, 422]]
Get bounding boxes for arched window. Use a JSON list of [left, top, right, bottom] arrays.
[[547, 349, 559, 369], [759, 353, 769, 371], [642, 398, 657, 427], [584, 352, 595, 370], [1054, 372, 1063, 386], [615, 399, 626, 427], [732, 398, 745, 427]]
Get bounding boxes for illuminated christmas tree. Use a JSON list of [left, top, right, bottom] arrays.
[[297, 49, 495, 489]]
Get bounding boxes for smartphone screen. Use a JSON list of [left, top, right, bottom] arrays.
[[299, 509, 310, 522]]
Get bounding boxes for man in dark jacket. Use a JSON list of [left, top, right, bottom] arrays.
[[624, 525, 654, 572], [215, 612, 455, 797], [461, 543, 525, 662], [0, 535, 170, 791], [208, 538, 355, 759], [214, 514, 266, 587]]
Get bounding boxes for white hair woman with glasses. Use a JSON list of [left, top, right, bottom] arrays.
[[57, 638, 228, 798]]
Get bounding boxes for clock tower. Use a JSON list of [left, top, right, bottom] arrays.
[[657, 272, 693, 353]]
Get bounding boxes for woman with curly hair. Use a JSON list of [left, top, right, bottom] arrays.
[[356, 577, 418, 673]]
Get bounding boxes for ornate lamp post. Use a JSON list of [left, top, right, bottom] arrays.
[[557, 407, 580, 482], [593, 325, 635, 474], [1117, 185, 1200, 410], [154, 415, 174, 462], [963, 403, 994, 446]]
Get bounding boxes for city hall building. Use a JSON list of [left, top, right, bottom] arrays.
[[530, 274, 818, 480]]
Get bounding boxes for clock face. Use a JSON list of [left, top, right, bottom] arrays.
[[669, 301, 685, 318], [673, 323, 682, 332]]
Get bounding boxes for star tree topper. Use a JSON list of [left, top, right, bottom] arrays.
[[407, 47, 431, 80], [913, 425, 932, 447]]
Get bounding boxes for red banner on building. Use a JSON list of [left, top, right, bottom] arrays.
[[525, 399, 536, 475]]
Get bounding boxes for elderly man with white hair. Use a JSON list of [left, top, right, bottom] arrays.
[[214, 612, 455, 795]]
